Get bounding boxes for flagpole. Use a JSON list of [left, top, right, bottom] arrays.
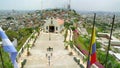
[[86, 13, 96, 68], [105, 15, 115, 68], [0, 47, 5, 68]]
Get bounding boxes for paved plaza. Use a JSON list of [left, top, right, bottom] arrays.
[[24, 32, 80, 68]]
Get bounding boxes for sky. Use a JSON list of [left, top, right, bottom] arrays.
[[0, 0, 120, 12]]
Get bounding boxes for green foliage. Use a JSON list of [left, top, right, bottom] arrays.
[[97, 27, 103, 32], [96, 42, 101, 49], [86, 28, 92, 34], [0, 49, 13, 68], [64, 21, 73, 29], [18, 28, 33, 37], [25, 44, 30, 49], [97, 50, 120, 67], [97, 51, 106, 64], [83, 56, 88, 63], [17, 28, 33, 50], [95, 21, 111, 33], [6, 17, 14, 20], [69, 41, 74, 49], [31, 35, 35, 39], [114, 23, 120, 29], [77, 35, 90, 50], [74, 35, 88, 50], [73, 18, 79, 23], [17, 35, 30, 50], [35, 26, 40, 33], [70, 26, 76, 31], [64, 29, 68, 42], [6, 30, 19, 41], [64, 22, 71, 29], [113, 63, 120, 68], [0, 27, 34, 67]]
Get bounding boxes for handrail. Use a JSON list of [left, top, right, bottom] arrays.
[[73, 45, 86, 58], [16, 31, 36, 59]]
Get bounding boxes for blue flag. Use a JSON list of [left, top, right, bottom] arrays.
[[0, 27, 18, 68]]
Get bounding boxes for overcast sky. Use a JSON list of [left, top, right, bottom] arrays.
[[0, 0, 120, 12]]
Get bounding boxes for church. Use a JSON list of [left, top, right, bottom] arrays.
[[44, 17, 64, 33]]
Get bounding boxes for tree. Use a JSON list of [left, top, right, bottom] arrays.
[[64, 29, 68, 42], [6, 30, 19, 41], [97, 51, 106, 64], [68, 41, 74, 55], [96, 42, 101, 49], [64, 22, 70, 42], [35, 26, 40, 36]]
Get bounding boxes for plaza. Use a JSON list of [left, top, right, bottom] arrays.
[[23, 31, 80, 68]]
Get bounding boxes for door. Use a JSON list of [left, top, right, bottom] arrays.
[[49, 26, 54, 32]]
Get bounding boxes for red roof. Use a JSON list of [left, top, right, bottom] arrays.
[[56, 18, 64, 25]]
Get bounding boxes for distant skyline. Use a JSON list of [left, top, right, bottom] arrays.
[[0, 0, 120, 12]]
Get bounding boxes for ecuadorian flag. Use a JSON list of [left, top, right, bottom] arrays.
[[90, 28, 96, 65]]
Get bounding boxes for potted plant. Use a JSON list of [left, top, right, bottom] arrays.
[[26, 44, 31, 56]]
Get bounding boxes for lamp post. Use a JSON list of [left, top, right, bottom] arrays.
[[46, 46, 53, 66], [49, 31, 51, 41]]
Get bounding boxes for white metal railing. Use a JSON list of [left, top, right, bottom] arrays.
[[16, 31, 36, 60], [73, 45, 86, 58]]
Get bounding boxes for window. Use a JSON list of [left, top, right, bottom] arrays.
[[51, 18, 53, 24], [56, 27, 58, 30], [46, 26, 48, 30], [51, 20, 53, 24]]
